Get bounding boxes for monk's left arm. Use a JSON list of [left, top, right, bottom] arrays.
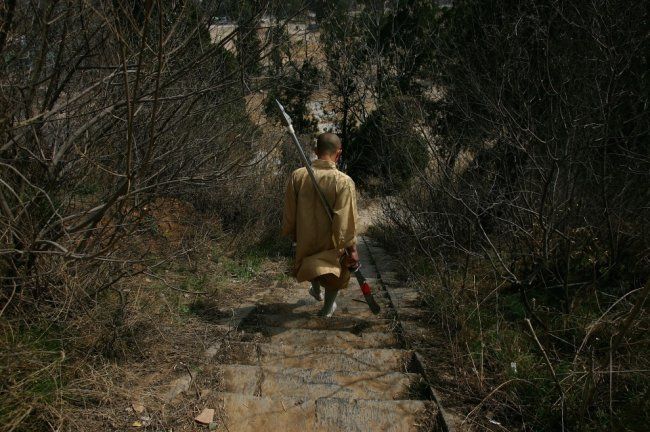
[[281, 176, 297, 240]]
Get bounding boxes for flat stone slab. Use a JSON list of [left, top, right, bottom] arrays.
[[265, 327, 401, 349], [315, 397, 436, 432], [221, 342, 413, 373], [218, 364, 420, 400], [213, 392, 436, 432], [214, 392, 314, 432]]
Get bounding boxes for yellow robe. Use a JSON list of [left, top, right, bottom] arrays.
[[282, 159, 358, 289]]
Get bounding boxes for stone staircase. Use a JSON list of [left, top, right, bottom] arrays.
[[211, 237, 439, 431]]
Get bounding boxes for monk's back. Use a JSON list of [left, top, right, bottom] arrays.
[[291, 160, 354, 260]]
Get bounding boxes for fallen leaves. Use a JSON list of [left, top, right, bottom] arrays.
[[195, 408, 215, 425], [131, 402, 145, 414]]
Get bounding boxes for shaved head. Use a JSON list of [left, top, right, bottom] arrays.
[[316, 133, 342, 156]]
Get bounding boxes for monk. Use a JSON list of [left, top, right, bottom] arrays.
[[282, 133, 359, 317]]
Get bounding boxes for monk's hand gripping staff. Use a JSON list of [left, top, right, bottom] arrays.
[[275, 99, 381, 315]]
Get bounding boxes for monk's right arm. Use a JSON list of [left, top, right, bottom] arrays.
[[344, 243, 360, 268]]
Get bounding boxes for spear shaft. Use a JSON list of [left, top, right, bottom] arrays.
[[277, 102, 335, 224]]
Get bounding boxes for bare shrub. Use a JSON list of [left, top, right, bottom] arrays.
[[0, 1, 297, 429], [357, 0, 648, 429]]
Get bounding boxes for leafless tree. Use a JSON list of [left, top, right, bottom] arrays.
[[0, 1, 297, 428]]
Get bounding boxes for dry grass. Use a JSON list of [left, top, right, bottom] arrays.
[[0, 195, 297, 432], [370, 221, 650, 431]]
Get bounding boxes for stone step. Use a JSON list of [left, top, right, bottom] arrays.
[[247, 313, 393, 333], [213, 392, 436, 432], [256, 298, 389, 317], [218, 364, 421, 400], [315, 397, 435, 431], [213, 392, 313, 432], [220, 342, 413, 373], [264, 327, 400, 349]]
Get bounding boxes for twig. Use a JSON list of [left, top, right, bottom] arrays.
[[0, 280, 17, 318], [143, 271, 207, 295], [610, 281, 650, 355], [181, 362, 201, 399], [525, 317, 565, 429], [462, 378, 530, 425], [525, 318, 563, 396]]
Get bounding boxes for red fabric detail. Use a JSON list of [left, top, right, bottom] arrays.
[[360, 282, 371, 295]]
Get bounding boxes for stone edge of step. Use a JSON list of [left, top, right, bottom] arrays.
[[213, 391, 438, 425], [217, 364, 422, 400], [313, 396, 438, 431], [219, 341, 415, 374], [217, 363, 422, 383]]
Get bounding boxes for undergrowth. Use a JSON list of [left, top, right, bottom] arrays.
[[370, 224, 650, 431]]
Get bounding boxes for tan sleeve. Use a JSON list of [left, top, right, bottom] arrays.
[[332, 177, 358, 249], [281, 174, 297, 240]]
